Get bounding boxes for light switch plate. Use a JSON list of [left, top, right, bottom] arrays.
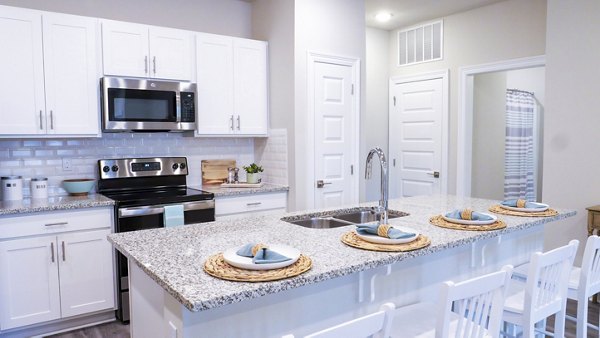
[[62, 158, 73, 171]]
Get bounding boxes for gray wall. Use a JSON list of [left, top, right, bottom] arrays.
[[0, 0, 253, 38], [472, 72, 507, 200], [543, 0, 600, 264], [388, 0, 547, 194], [364, 27, 390, 202]]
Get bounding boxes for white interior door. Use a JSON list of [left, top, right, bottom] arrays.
[[314, 61, 356, 208], [389, 78, 443, 198]]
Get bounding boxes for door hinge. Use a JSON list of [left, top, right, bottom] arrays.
[[351, 84, 354, 95], [393, 159, 396, 167], [350, 165, 354, 175], [393, 96, 396, 106]]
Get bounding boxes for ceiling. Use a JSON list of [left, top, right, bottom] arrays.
[[365, 0, 506, 30]]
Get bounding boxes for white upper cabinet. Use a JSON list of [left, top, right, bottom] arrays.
[[102, 20, 193, 81], [0, 6, 100, 138], [196, 34, 268, 136], [42, 13, 100, 135], [0, 6, 46, 135]]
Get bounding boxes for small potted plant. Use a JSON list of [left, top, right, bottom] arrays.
[[243, 163, 263, 184]]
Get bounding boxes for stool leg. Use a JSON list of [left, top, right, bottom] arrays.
[[576, 296, 588, 338], [555, 309, 566, 338]]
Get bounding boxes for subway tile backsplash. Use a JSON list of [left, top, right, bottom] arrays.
[[0, 133, 257, 197], [255, 129, 288, 186]]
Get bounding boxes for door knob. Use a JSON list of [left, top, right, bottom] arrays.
[[316, 180, 332, 188], [427, 171, 440, 178]]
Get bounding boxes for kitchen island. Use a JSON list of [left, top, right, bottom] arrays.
[[108, 195, 575, 338]]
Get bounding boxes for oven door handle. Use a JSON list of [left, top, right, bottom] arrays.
[[118, 200, 215, 218]]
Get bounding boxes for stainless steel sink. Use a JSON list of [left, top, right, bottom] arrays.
[[281, 207, 409, 229]]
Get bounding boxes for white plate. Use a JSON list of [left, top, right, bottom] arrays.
[[499, 203, 549, 213], [442, 213, 497, 225], [222, 244, 300, 271], [354, 226, 419, 245]]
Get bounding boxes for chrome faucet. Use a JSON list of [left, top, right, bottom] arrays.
[[365, 147, 389, 225]]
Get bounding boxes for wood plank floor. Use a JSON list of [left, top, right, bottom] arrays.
[[44, 300, 599, 337]]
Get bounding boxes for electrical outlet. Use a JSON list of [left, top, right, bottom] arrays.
[[62, 158, 73, 171]]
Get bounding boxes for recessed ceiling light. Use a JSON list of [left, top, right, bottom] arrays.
[[375, 12, 393, 23]]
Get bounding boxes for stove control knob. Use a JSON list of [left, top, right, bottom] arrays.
[[179, 163, 186, 170], [102, 166, 110, 173], [172, 163, 179, 170], [111, 165, 119, 172]]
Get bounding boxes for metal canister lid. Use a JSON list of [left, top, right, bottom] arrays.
[[31, 177, 48, 181], [1, 176, 23, 180]]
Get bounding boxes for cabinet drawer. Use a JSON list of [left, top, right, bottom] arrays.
[[215, 192, 287, 217], [0, 207, 113, 240]]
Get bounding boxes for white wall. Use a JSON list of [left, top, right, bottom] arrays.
[[293, 0, 366, 211], [543, 0, 600, 264], [364, 27, 390, 202], [0, 0, 252, 38], [388, 0, 547, 194]]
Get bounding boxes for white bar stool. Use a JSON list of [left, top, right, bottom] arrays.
[[502, 239, 579, 338], [390, 265, 513, 338], [513, 235, 600, 338], [282, 302, 395, 338]]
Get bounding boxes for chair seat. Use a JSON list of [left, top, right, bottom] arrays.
[[503, 280, 526, 315], [392, 302, 493, 338]]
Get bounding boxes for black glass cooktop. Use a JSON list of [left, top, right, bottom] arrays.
[[102, 187, 214, 208]]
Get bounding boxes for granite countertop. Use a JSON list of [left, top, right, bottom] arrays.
[[196, 183, 289, 197], [0, 194, 115, 216], [107, 195, 576, 313]]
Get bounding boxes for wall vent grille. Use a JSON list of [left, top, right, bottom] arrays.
[[398, 20, 443, 66]]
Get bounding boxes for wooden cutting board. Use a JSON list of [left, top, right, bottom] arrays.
[[201, 159, 236, 185]]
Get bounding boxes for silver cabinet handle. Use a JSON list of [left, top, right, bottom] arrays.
[[50, 110, 54, 130], [236, 116, 240, 130], [50, 242, 55, 263], [316, 180, 332, 188], [144, 56, 148, 74], [153, 56, 156, 74], [230, 115, 234, 130], [39, 110, 43, 130], [246, 202, 262, 206], [61, 241, 65, 261], [45, 222, 68, 227]]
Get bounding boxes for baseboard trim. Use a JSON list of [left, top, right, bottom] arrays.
[[1, 310, 116, 338]]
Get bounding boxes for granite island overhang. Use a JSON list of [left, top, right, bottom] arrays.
[[108, 195, 576, 337]]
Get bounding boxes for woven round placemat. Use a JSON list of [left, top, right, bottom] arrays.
[[340, 231, 430, 252], [429, 215, 506, 231], [488, 205, 559, 217], [203, 253, 312, 282]]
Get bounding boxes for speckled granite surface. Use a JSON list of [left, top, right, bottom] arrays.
[[0, 194, 115, 216], [107, 194, 576, 312], [196, 183, 289, 197]]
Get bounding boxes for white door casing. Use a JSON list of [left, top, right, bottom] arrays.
[[310, 54, 360, 209], [389, 71, 448, 198]]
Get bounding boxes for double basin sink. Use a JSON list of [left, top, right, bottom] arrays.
[[281, 207, 409, 229]]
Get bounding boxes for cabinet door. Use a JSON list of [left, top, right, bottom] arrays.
[[0, 6, 46, 135], [57, 229, 115, 318], [0, 237, 60, 330], [42, 13, 100, 136], [101, 20, 149, 78], [149, 27, 193, 80], [233, 39, 268, 136], [196, 34, 235, 135]]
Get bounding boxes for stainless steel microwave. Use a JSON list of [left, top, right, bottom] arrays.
[[101, 77, 196, 132]]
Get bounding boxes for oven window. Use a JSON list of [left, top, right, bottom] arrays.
[[108, 88, 176, 122]]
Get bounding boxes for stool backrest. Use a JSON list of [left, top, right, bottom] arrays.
[[524, 239, 579, 323], [436, 265, 513, 338], [282, 302, 395, 338], [580, 235, 600, 295]]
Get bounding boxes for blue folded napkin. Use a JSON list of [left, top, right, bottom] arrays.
[[356, 223, 416, 239], [445, 209, 493, 221], [501, 199, 546, 209], [236, 243, 292, 264]]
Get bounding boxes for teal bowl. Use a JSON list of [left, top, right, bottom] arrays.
[[62, 179, 95, 196]]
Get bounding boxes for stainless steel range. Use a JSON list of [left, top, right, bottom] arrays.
[[97, 157, 215, 322]]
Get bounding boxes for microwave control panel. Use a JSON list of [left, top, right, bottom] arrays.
[[180, 92, 195, 123]]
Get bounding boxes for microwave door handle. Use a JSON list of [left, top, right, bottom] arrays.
[[175, 93, 181, 123], [119, 206, 165, 218]]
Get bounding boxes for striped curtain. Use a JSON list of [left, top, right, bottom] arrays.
[[504, 89, 536, 201]]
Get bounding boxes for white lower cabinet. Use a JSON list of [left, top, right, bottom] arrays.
[[215, 192, 287, 220], [0, 208, 115, 331]]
